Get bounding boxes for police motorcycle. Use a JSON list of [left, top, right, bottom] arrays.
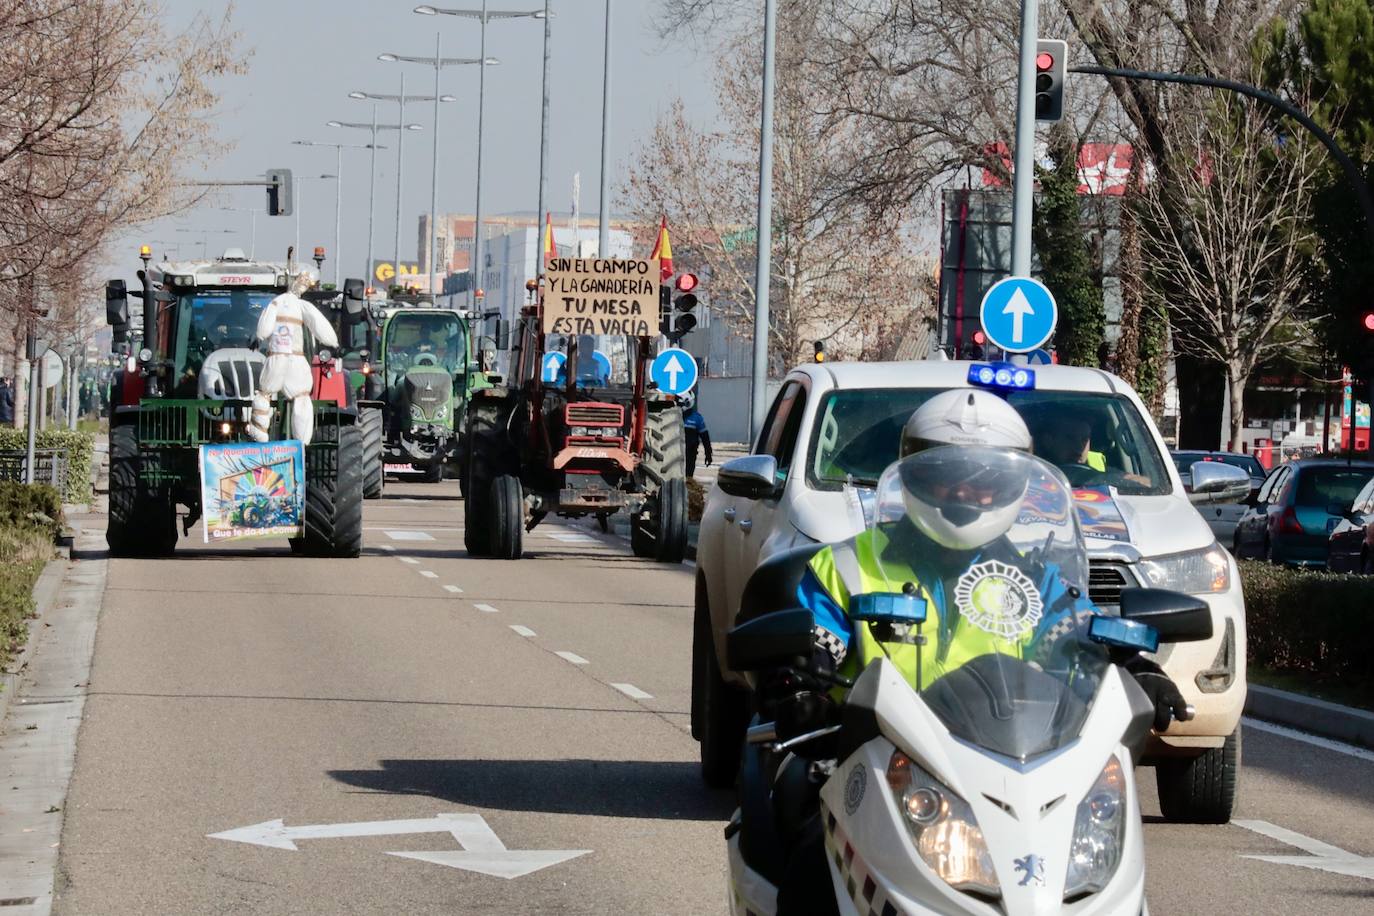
[[724, 446, 1212, 916]]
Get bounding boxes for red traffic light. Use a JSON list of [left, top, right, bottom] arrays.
[[972, 329, 987, 345], [675, 272, 698, 293], [1364, 312, 1374, 331], [1036, 52, 1055, 71]]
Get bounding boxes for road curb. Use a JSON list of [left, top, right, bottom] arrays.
[[0, 555, 68, 728], [1244, 684, 1374, 750]]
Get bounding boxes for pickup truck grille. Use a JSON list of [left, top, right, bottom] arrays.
[[1087, 561, 1137, 610], [565, 403, 623, 427]]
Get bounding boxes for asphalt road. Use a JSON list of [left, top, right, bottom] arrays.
[[41, 479, 1374, 914]]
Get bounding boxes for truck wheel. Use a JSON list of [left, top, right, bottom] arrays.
[[360, 407, 384, 499], [423, 461, 444, 483], [693, 580, 747, 788], [107, 424, 177, 558], [299, 423, 364, 558], [1156, 727, 1240, 824], [489, 473, 524, 560], [464, 404, 504, 557]]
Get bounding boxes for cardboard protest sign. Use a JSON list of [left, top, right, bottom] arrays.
[[199, 440, 306, 542], [543, 258, 658, 337]]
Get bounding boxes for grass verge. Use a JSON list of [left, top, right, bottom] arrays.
[[0, 482, 62, 670]]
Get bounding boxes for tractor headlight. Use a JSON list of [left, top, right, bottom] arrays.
[[1064, 756, 1127, 898], [1137, 543, 1230, 594], [887, 751, 998, 897], [597, 426, 621, 437], [569, 426, 590, 437]]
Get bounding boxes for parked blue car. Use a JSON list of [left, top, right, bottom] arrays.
[[1233, 459, 1374, 566]]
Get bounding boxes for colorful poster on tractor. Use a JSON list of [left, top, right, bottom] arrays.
[[199, 441, 306, 543]]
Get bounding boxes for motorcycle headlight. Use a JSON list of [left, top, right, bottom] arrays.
[[1064, 755, 1127, 899], [1137, 543, 1230, 593], [410, 405, 424, 419], [887, 751, 999, 897]]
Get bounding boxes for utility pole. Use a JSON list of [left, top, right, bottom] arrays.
[[395, 71, 408, 282], [749, 0, 777, 440], [1009, 0, 1039, 278], [535, 0, 552, 273], [430, 32, 444, 298]]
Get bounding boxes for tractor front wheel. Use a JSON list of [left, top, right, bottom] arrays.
[[296, 423, 364, 558], [464, 402, 506, 557], [360, 407, 384, 499], [633, 478, 688, 563], [107, 424, 177, 558], [489, 474, 524, 560]]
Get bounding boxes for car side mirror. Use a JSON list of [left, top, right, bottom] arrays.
[[105, 279, 130, 328], [718, 455, 779, 500], [1187, 462, 1250, 505], [727, 608, 815, 672], [1119, 588, 1213, 643]]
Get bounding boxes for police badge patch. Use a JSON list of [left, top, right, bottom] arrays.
[[953, 560, 1044, 639]]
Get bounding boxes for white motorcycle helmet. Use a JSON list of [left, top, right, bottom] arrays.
[[898, 389, 1033, 550]]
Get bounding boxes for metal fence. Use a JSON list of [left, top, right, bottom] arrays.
[[0, 448, 68, 491]]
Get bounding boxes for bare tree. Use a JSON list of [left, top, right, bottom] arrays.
[[1138, 93, 1323, 449]]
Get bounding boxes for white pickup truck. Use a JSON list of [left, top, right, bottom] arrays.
[[692, 359, 1250, 823]]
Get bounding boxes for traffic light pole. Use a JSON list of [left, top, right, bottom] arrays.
[[1009, 0, 1039, 278], [1069, 64, 1374, 247]]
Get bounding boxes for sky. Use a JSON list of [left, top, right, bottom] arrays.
[[107, 0, 721, 281]]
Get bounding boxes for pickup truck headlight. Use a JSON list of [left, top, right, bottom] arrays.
[[1064, 756, 1127, 898], [1137, 543, 1230, 594], [887, 751, 999, 897]]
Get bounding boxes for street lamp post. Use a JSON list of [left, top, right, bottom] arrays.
[[413, 5, 543, 306], [293, 139, 387, 284], [598, 0, 611, 256], [750, 0, 777, 440], [378, 47, 491, 301], [329, 117, 422, 285], [536, 0, 551, 275]]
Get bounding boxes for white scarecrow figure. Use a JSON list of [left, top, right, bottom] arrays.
[[247, 269, 338, 445]]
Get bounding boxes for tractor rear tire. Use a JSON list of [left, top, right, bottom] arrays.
[[360, 407, 384, 499], [298, 423, 364, 558], [107, 424, 177, 558], [464, 403, 505, 557], [634, 407, 689, 563], [489, 473, 524, 560]]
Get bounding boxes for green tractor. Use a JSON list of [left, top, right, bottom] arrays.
[[103, 247, 366, 558], [371, 294, 488, 483]]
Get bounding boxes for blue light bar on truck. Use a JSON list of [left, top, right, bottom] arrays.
[[968, 362, 1036, 391]]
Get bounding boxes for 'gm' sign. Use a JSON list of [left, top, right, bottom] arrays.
[[372, 260, 420, 284]]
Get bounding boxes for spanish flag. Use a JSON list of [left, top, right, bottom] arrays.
[[543, 211, 556, 266], [649, 216, 673, 281]]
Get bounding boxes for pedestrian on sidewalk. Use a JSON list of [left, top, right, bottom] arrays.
[[0, 376, 14, 426], [683, 394, 712, 477]]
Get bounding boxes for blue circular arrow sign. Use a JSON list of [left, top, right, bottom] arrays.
[[541, 351, 566, 384], [650, 347, 699, 395], [979, 277, 1058, 354]]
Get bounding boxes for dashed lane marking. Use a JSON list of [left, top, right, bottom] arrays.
[[397, 557, 420, 565], [419, 570, 438, 579], [509, 625, 537, 638], [610, 683, 653, 700], [379, 544, 396, 552], [474, 604, 500, 613], [384, 530, 436, 541], [1242, 717, 1374, 765], [443, 585, 463, 594], [555, 651, 589, 666], [549, 533, 596, 544]]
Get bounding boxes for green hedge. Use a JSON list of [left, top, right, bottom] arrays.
[[1241, 561, 1374, 685], [0, 482, 59, 667], [0, 428, 94, 505]]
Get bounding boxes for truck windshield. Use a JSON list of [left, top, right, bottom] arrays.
[[384, 312, 466, 376], [807, 387, 1172, 495], [182, 290, 279, 372]]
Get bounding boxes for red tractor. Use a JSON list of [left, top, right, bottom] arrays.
[[462, 259, 698, 562]]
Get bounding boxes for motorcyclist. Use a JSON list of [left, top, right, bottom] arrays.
[[769, 389, 1188, 914]]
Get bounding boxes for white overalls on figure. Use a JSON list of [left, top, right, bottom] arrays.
[[247, 271, 338, 445]]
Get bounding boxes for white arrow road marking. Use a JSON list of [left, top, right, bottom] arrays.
[[1002, 288, 1036, 343], [662, 353, 686, 390], [209, 813, 590, 880], [1235, 819, 1374, 880], [387, 817, 589, 879]]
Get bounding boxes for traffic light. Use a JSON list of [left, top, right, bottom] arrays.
[[962, 329, 987, 360], [266, 168, 293, 216], [662, 272, 700, 343], [813, 340, 825, 363], [1035, 39, 1066, 123]]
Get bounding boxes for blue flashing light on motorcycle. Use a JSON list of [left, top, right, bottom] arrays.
[[967, 362, 1036, 392], [1088, 615, 1160, 654]]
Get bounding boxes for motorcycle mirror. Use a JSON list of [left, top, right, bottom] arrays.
[[850, 592, 927, 626], [1088, 615, 1159, 654], [1118, 588, 1213, 643], [727, 608, 815, 672]]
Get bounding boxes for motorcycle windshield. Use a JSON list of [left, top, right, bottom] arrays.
[[859, 447, 1109, 761]]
